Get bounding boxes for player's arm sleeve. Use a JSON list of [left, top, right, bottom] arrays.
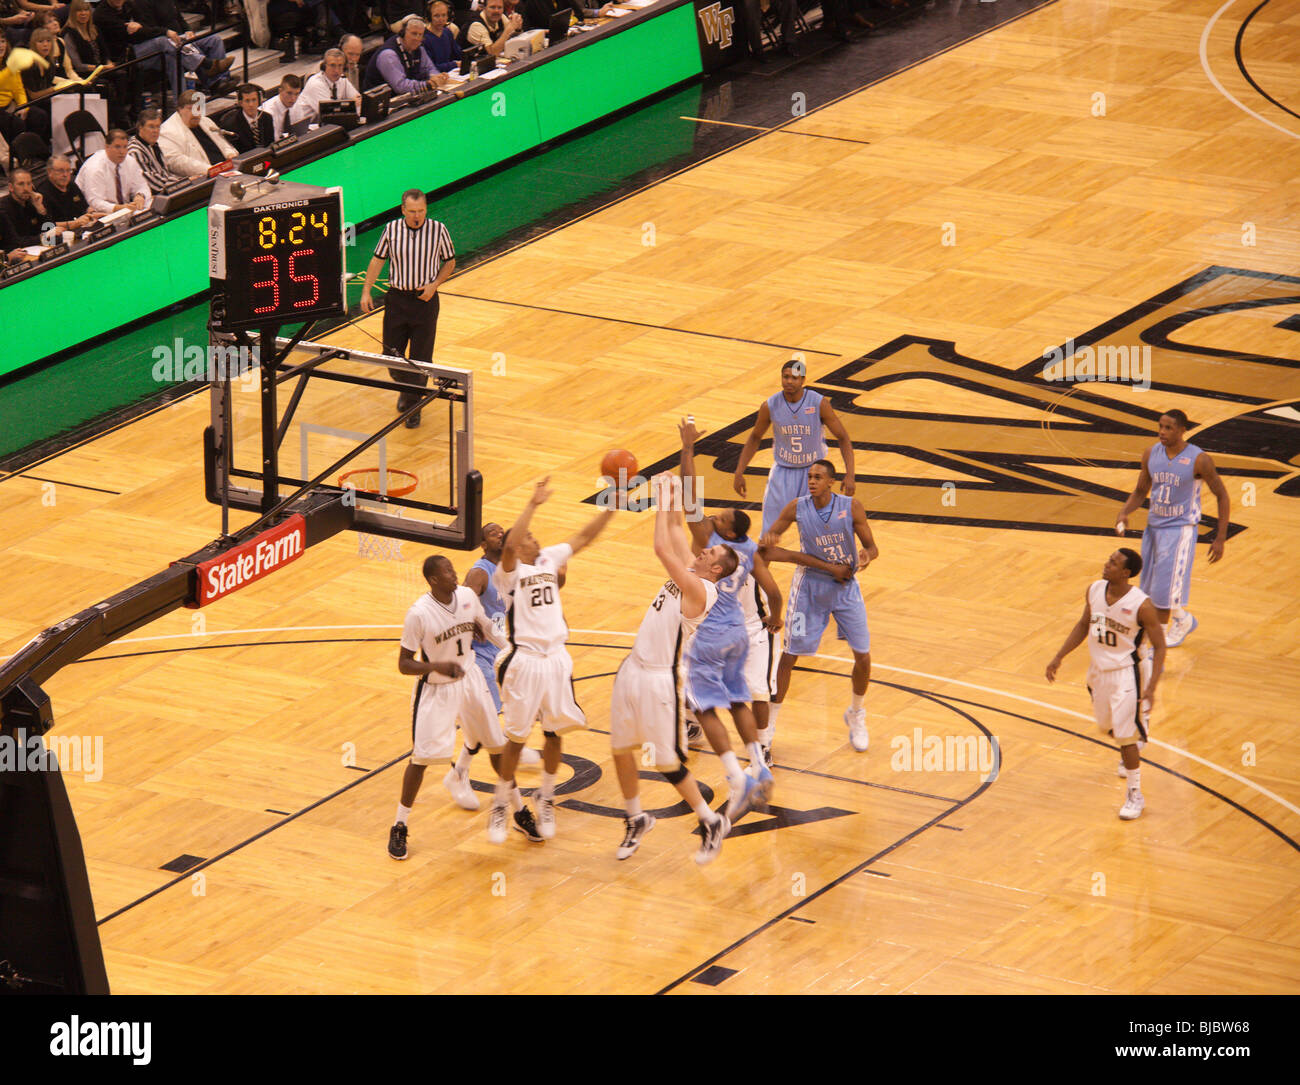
[[399, 608, 422, 660], [542, 543, 573, 569]]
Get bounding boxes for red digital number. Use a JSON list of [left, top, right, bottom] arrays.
[[251, 253, 279, 313], [290, 248, 320, 309]]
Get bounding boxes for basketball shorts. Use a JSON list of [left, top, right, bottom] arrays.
[[1139, 523, 1197, 610], [745, 621, 780, 703], [1087, 664, 1149, 746], [762, 462, 812, 536], [684, 624, 750, 712], [496, 647, 586, 741], [784, 568, 871, 656], [610, 656, 683, 772], [410, 664, 505, 766], [473, 645, 503, 713]]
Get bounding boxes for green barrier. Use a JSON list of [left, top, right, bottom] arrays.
[[0, 1, 702, 381]]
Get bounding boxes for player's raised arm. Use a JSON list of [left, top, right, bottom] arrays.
[[851, 499, 879, 567], [733, 400, 772, 498], [501, 476, 552, 573], [751, 549, 784, 631], [1116, 447, 1153, 536], [1196, 451, 1230, 563], [652, 474, 707, 617], [1045, 596, 1091, 682], [1135, 599, 1166, 711], [821, 398, 857, 497], [759, 498, 798, 548], [678, 417, 713, 553], [760, 544, 852, 581], [565, 506, 615, 557]]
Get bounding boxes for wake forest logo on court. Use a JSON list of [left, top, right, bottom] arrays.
[[592, 267, 1300, 536]]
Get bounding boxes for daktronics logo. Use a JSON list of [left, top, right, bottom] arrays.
[[189, 515, 306, 607]]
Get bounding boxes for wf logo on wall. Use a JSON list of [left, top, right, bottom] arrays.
[[698, 2, 736, 48]]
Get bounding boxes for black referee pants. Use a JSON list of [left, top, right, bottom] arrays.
[[382, 290, 440, 409]]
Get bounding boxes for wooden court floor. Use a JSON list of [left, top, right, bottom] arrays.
[[2, 0, 1299, 994]]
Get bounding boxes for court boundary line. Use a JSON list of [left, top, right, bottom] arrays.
[[1200, 0, 1300, 141]]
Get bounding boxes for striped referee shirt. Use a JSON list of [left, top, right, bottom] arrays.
[[374, 217, 456, 291]]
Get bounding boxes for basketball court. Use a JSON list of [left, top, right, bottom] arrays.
[[1, 0, 1298, 996]]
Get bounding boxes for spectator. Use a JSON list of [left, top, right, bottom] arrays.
[[93, 0, 202, 102], [339, 31, 362, 87], [260, 72, 309, 138], [0, 29, 53, 142], [132, 0, 235, 94], [519, 0, 612, 34], [63, 0, 125, 125], [459, 0, 521, 57], [418, 0, 459, 72], [369, 16, 441, 93], [35, 13, 75, 75], [268, 0, 331, 61], [221, 83, 274, 152], [76, 126, 151, 211], [1, 2, 36, 49], [130, 105, 199, 188], [158, 88, 235, 174], [1, 206, 37, 263], [299, 47, 359, 119], [36, 151, 98, 229], [0, 165, 47, 243]]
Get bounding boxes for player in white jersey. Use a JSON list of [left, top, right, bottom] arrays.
[[679, 418, 784, 770], [1046, 548, 1166, 820], [388, 555, 511, 860], [489, 476, 614, 844], [611, 473, 735, 863]]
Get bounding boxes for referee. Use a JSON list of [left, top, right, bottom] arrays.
[[360, 189, 457, 428]]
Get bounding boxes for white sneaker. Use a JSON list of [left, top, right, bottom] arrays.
[[537, 793, 556, 839], [443, 768, 479, 810], [844, 707, 869, 752], [1119, 790, 1145, 820], [487, 803, 508, 844], [1165, 612, 1198, 648], [518, 746, 542, 766]]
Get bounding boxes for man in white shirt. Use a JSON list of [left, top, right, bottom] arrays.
[[260, 73, 311, 140], [158, 90, 237, 178], [76, 130, 152, 214], [298, 48, 361, 122]]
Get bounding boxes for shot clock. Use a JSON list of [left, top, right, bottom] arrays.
[[209, 177, 346, 331]]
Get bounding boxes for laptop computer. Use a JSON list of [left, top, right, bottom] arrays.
[[288, 116, 316, 138], [362, 86, 391, 123], [548, 8, 573, 46]]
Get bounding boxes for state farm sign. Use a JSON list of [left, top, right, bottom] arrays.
[[188, 515, 306, 607]]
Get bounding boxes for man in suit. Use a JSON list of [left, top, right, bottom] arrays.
[[130, 107, 202, 189], [222, 84, 275, 152], [158, 90, 236, 176], [298, 48, 360, 121]]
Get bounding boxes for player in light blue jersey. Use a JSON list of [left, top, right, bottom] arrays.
[[443, 522, 540, 813], [1116, 409, 1230, 648], [733, 358, 858, 536], [680, 419, 784, 792], [762, 459, 879, 753]]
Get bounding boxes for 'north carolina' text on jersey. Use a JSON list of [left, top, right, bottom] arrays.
[[795, 492, 856, 580], [767, 390, 827, 468], [1146, 442, 1203, 528]]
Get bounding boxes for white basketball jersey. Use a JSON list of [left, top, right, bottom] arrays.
[[631, 577, 718, 669], [400, 587, 487, 684], [1086, 580, 1148, 671], [494, 543, 572, 655]]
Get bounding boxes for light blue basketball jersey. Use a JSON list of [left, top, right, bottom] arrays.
[[767, 390, 826, 468], [1146, 442, 1203, 528], [471, 556, 505, 661], [707, 529, 756, 627], [795, 493, 856, 581]]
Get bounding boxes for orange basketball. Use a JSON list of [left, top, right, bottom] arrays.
[[600, 449, 638, 484]]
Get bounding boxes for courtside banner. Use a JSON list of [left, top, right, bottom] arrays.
[[187, 515, 306, 607]]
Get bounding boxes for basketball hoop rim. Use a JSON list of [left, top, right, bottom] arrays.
[[338, 467, 420, 498]]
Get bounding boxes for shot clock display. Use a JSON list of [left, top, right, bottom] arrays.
[[210, 180, 346, 331]]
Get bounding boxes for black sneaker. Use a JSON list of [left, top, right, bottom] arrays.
[[387, 822, 408, 860], [513, 806, 544, 843], [404, 408, 421, 429], [762, 743, 773, 769], [695, 813, 730, 865], [616, 813, 656, 860]]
